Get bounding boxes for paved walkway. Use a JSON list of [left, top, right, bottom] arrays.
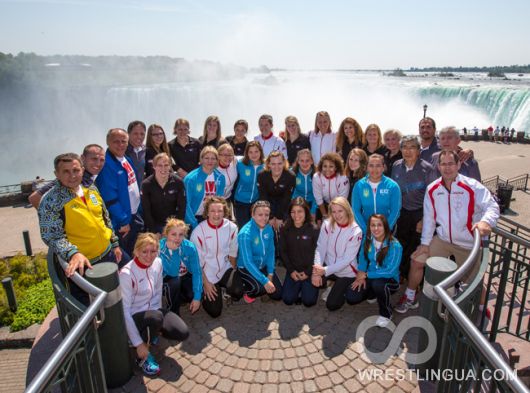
[[0, 348, 31, 393]]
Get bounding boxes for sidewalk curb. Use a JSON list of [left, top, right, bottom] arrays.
[[0, 324, 39, 349]]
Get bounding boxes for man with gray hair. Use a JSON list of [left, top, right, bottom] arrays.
[[430, 126, 481, 181], [391, 136, 436, 287]]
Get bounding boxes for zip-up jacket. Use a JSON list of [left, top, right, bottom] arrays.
[[119, 257, 163, 347], [190, 219, 238, 284], [96, 150, 139, 229], [39, 182, 118, 261], [280, 223, 319, 276], [257, 170, 296, 220], [218, 159, 238, 199], [358, 237, 402, 283], [236, 219, 275, 285], [312, 173, 349, 205], [421, 174, 499, 249], [286, 134, 311, 165], [168, 137, 201, 174], [126, 144, 146, 185], [234, 159, 264, 204], [183, 167, 226, 229], [309, 131, 336, 165], [314, 219, 363, 278], [254, 133, 287, 159], [352, 175, 401, 233], [159, 238, 203, 301], [292, 169, 317, 215]]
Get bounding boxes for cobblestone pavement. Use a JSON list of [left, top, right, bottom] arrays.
[[110, 295, 422, 393], [0, 348, 31, 393]]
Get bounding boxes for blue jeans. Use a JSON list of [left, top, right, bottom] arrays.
[[282, 272, 319, 307]]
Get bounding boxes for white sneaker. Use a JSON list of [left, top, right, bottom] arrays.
[[375, 316, 391, 328], [321, 286, 332, 302], [366, 297, 377, 304]]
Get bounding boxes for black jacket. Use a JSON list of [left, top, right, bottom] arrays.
[[280, 222, 319, 275], [141, 174, 186, 231], [257, 170, 296, 220]]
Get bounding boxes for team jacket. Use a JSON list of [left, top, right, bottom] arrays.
[[236, 219, 275, 285], [39, 182, 118, 261], [358, 237, 402, 284], [286, 133, 311, 165], [119, 257, 163, 347], [309, 131, 336, 165], [292, 169, 317, 215], [257, 170, 296, 220], [190, 219, 238, 284], [234, 159, 264, 204], [352, 175, 401, 233], [159, 238, 203, 301], [218, 159, 238, 199], [254, 133, 288, 159], [314, 219, 363, 278], [312, 173, 349, 205], [421, 174, 499, 249], [183, 167, 226, 229], [96, 150, 139, 230]]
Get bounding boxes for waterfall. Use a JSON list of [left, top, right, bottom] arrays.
[[417, 85, 530, 131]]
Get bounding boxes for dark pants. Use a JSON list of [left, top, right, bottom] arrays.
[[69, 247, 129, 306], [324, 275, 356, 311], [395, 208, 423, 278], [234, 201, 252, 229], [282, 272, 319, 307], [132, 308, 189, 344], [202, 268, 244, 318], [163, 273, 194, 315], [239, 267, 282, 300], [118, 212, 144, 257], [346, 278, 400, 318]]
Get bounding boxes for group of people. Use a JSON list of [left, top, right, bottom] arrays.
[[35, 112, 500, 376], [463, 125, 520, 143]]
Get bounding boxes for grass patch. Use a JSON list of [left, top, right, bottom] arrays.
[[10, 279, 55, 332]]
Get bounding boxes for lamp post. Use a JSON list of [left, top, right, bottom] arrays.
[[423, 104, 428, 118]]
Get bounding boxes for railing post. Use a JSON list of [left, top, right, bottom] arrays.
[[489, 243, 511, 342], [1, 277, 18, 312], [23, 230, 33, 256], [85, 262, 133, 388], [416, 256, 458, 372]]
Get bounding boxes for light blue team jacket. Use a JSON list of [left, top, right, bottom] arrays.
[[236, 218, 275, 285], [234, 160, 264, 204], [357, 236, 402, 284]]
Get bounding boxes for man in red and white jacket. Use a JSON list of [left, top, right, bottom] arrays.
[[396, 150, 499, 314]]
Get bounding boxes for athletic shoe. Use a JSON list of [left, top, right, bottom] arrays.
[[394, 294, 419, 314], [137, 353, 160, 376], [243, 294, 256, 304], [366, 297, 377, 304], [375, 316, 392, 328], [321, 286, 332, 302]]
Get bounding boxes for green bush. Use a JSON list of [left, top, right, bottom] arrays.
[[10, 279, 55, 332], [0, 252, 49, 326]]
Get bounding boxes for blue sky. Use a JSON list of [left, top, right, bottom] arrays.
[[1, 0, 529, 69]]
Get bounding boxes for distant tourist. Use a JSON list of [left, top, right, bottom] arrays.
[[96, 128, 144, 256], [254, 114, 287, 159], [38, 153, 124, 305], [473, 126, 479, 141], [126, 120, 147, 184], [510, 128, 516, 141]]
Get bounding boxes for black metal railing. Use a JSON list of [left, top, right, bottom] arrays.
[[25, 252, 108, 393], [435, 229, 529, 393], [482, 174, 529, 194]]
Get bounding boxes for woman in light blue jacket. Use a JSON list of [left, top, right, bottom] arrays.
[[184, 146, 226, 229], [349, 214, 402, 328], [237, 200, 282, 303], [233, 141, 265, 228]]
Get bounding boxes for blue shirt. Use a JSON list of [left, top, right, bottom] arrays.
[[236, 219, 275, 285]]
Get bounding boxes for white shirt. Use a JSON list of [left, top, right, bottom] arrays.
[[190, 219, 239, 284], [218, 159, 238, 199], [312, 173, 350, 205], [117, 156, 141, 214], [309, 131, 337, 165], [254, 133, 287, 159]]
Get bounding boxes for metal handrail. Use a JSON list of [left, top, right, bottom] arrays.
[[25, 254, 108, 393], [493, 225, 530, 247], [434, 228, 530, 393]]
